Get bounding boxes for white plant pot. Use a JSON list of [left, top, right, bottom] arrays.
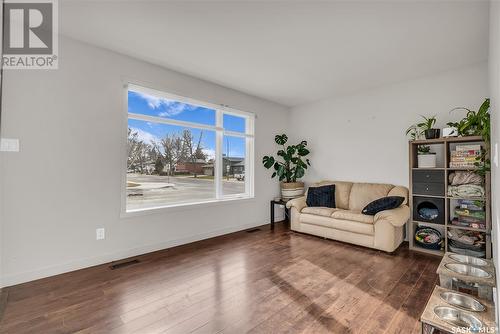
[[418, 154, 437, 168]]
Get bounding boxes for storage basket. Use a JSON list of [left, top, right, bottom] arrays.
[[415, 226, 442, 250]]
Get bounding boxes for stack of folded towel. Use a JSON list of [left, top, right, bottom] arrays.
[[447, 171, 485, 198], [448, 172, 486, 230]]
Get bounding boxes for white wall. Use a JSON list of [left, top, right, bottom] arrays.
[[0, 37, 288, 287], [488, 0, 500, 326], [289, 63, 488, 187], [0, 1, 3, 288]]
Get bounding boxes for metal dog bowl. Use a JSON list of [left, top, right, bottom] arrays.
[[440, 291, 485, 312], [444, 263, 491, 278], [449, 254, 488, 267], [434, 306, 483, 330]]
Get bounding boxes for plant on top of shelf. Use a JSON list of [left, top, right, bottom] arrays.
[[449, 99, 490, 140], [262, 134, 311, 200], [406, 115, 440, 140], [449, 98, 490, 175]]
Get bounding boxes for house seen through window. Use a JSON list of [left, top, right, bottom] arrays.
[[125, 84, 254, 212]]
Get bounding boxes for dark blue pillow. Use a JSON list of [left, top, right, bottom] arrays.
[[306, 185, 335, 208], [362, 196, 405, 215]]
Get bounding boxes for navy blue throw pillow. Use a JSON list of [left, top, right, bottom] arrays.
[[306, 185, 336, 208], [362, 196, 405, 215]]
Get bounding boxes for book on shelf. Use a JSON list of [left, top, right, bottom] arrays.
[[450, 156, 480, 162], [454, 208, 486, 220], [458, 199, 485, 210], [451, 150, 481, 157], [450, 218, 486, 230], [455, 144, 481, 151], [449, 162, 477, 168]]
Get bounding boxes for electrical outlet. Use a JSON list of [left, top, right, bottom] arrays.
[[96, 228, 105, 240]]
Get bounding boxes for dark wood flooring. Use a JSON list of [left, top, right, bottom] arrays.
[[0, 222, 440, 334]]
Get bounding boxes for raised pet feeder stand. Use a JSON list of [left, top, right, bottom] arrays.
[[421, 285, 496, 334], [437, 253, 495, 301]]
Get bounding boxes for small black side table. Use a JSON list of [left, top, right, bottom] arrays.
[[270, 199, 289, 230]]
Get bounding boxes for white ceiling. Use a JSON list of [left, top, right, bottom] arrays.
[[60, 1, 489, 107]]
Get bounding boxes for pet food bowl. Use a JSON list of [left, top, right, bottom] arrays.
[[449, 254, 488, 267], [444, 263, 491, 278], [439, 291, 485, 312], [434, 306, 483, 330]]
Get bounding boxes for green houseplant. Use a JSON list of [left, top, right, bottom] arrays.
[[449, 98, 491, 175], [417, 144, 436, 168], [406, 116, 439, 168], [406, 115, 439, 140], [262, 134, 311, 200]]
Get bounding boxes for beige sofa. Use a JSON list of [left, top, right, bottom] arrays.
[[286, 181, 410, 252]]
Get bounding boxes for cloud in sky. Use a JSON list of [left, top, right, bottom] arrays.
[[130, 127, 160, 145], [202, 148, 215, 160], [132, 90, 196, 117]]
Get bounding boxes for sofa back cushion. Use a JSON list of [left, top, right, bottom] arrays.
[[348, 183, 394, 211], [314, 181, 353, 209]]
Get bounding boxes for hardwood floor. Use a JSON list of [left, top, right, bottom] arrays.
[[0, 222, 440, 334]]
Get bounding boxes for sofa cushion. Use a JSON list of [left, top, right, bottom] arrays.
[[306, 185, 335, 208], [312, 181, 353, 209], [362, 196, 405, 215], [348, 183, 394, 211], [331, 209, 374, 224], [328, 219, 375, 235], [301, 207, 338, 217], [299, 214, 336, 228], [299, 214, 374, 235]]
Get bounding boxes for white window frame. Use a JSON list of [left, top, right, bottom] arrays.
[[122, 83, 255, 215]]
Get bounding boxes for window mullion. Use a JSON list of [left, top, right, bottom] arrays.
[[215, 110, 223, 199], [246, 116, 254, 196]]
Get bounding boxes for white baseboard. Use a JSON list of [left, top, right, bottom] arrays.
[[1, 220, 267, 288]]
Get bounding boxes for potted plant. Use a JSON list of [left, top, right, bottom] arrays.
[[406, 115, 440, 140], [420, 115, 440, 139], [262, 134, 311, 200], [406, 119, 437, 168], [450, 99, 490, 139], [417, 145, 437, 168], [450, 98, 490, 175]]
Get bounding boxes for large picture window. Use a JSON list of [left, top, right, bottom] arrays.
[[125, 84, 254, 212]]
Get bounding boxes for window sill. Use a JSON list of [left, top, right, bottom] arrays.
[[121, 195, 256, 218]]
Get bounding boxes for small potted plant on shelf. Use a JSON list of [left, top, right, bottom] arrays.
[[417, 144, 437, 168], [406, 120, 437, 168], [406, 115, 440, 140], [262, 134, 310, 200], [420, 115, 440, 139]]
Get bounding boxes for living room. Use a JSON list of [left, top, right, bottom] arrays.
[[0, 1, 499, 333]]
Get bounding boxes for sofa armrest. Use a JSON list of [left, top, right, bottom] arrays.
[[374, 205, 410, 227], [286, 196, 307, 212]]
